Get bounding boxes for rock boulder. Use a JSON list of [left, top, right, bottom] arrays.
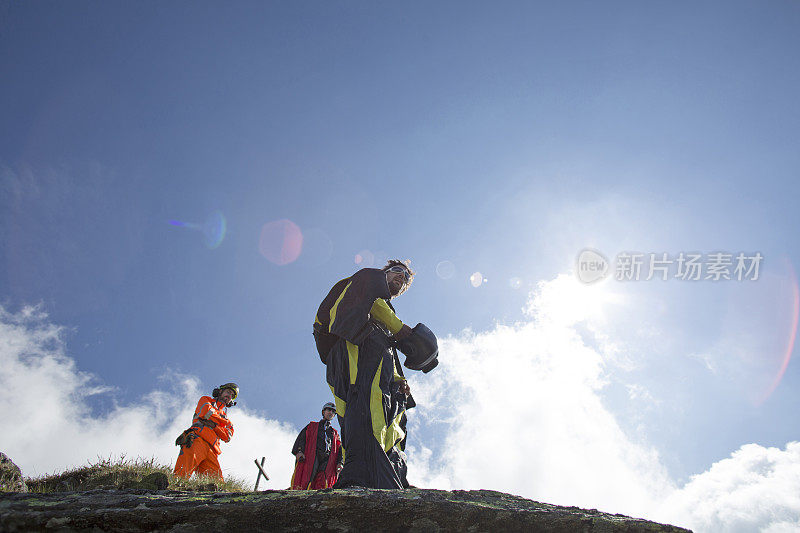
[[0, 452, 27, 493]]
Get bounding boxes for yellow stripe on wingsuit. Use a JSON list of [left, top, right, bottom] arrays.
[[328, 385, 346, 417], [369, 360, 406, 452], [392, 409, 406, 450], [346, 341, 359, 385], [369, 298, 403, 334], [370, 359, 387, 449], [328, 281, 352, 331], [387, 409, 406, 451]]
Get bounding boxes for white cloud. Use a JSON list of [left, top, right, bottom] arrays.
[[0, 305, 297, 487], [658, 442, 800, 533], [626, 383, 658, 405], [404, 273, 800, 532]]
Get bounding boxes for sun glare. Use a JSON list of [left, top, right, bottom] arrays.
[[527, 274, 622, 327]]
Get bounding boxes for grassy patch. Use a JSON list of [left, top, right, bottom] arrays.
[[24, 456, 249, 493]]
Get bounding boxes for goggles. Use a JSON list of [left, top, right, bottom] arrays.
[[387, 265, 411, 283]]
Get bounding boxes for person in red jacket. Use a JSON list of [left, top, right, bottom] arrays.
[[290, 402, 343, 490], [174, 382, 237, 482]]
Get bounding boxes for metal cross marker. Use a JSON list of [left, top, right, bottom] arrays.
[[253, 457, 269, 491]]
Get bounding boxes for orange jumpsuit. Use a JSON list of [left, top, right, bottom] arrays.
[[174, 396, 234, 481]]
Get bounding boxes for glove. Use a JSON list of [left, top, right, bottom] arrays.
[[393, 324, 413, 341], [175, 429, 196, 447]]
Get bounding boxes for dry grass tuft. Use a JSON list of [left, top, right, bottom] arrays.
[[25, 455, 249, 493]]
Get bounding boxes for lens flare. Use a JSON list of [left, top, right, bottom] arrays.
[[259, 219, 303, 265], [509, 277, 522, 289], [203, 211, 227, 249], [436, 260, 456, 279], [355, 249, 375, 267], [759, 261, 800, 405], [169, 211, 226, 249], [470, 272, 483, 288]]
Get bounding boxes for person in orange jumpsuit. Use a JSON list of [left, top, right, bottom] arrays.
[[174, 382, 237, 482]]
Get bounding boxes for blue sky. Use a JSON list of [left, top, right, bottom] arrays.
[[3, 2, 800, 530]]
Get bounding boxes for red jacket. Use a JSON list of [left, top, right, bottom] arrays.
[[188, 396, 234, 454], [290, 421, 341, 489]]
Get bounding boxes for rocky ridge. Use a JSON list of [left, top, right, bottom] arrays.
[[0, 487, 691, 532]]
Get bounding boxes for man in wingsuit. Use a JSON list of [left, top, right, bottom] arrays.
[[173, 382, 237, 482], [290, 402, 343, 489], [313, 259, 438, 489]]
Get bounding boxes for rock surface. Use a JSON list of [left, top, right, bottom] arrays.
[[0, 487, 691, 532], [0, 452, 27, 493]]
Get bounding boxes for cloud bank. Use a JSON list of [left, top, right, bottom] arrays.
[[403, 274, 800, 532], [661, 442, 800, 532], [2, 273, 799, 532], [0, 305, 297, 487]]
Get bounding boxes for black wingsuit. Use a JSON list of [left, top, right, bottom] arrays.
[[314, 268, 415, 489]]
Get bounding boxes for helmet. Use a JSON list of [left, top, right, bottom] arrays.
[[213, 382, 239, 407], [322, 402, 336, 416], [396, 323, 439, 373]]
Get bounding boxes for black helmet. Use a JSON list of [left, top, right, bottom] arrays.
[[213, 382, 239, 407], [396, 323, 439, 373]]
